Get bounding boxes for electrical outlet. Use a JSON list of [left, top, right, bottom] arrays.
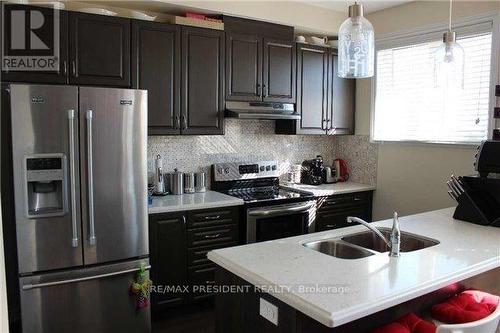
[[259, 298, 278, 326]]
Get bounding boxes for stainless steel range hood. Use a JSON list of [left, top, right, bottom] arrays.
[[225, 101, 300, 120]]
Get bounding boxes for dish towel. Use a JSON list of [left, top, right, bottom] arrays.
[[431, 290, 499, 324]]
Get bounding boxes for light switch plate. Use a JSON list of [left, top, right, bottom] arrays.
[[259, 298, 278, 326]]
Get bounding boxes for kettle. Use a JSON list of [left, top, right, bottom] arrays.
[[334, 159, 349, 182]]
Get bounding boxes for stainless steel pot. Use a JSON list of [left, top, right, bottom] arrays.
[[170, 169, 184, 195]]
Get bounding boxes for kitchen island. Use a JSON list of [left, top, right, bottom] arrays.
[[208, 208, 500, 332]]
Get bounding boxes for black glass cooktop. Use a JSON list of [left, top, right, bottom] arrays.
[[226, 186, 312, 203]]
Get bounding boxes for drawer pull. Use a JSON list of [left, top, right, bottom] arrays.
[[354, 198, 362, 201], [204, 233, 221, 239], [204, 215, 221, 221], [326, 224, 337, 228]]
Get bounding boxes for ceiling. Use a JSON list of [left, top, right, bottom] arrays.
[[303, 0, 413, 14]]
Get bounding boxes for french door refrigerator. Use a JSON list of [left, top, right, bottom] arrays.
[[6, 84, 150, 332]]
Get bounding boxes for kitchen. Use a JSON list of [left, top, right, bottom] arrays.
[[0, 0, 500, 333]]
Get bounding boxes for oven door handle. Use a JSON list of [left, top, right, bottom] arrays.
[[248, 202, 315, 217]]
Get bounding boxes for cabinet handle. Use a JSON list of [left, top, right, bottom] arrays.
[[326, 119, 331, 130], [263, 84, 267, 97], [205, 280, 215, 284], [182, 216, 187, 227], [181, 115, 187, 130], [322, 119, 327, 130], [175, 115, 180, 129], [326, 224, 337, 228], [63, 61, 67, 76], [256, 83, 261, 97], [204, 215, 221, 221], [71, 60, 76, 77], [204, 233, 221, 239]]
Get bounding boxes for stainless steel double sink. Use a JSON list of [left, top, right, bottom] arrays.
[[303, 227, 439, 259]]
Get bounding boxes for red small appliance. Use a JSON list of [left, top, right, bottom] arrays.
[[334, 159, 349, 182]]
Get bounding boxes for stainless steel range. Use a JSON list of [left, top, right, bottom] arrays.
[[212, 161, 316, 243]]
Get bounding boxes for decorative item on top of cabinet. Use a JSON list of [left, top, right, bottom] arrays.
[[132, 20, 180, 135], [1, 4, 69, 84], [69, 12, 131, 87], [224, 16, 295, 104], [181, 26, 225, 135]]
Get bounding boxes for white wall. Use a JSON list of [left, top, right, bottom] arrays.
[[357, 1, 500, 219]]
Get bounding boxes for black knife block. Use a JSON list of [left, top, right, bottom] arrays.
[[453, 176, 500, 227]]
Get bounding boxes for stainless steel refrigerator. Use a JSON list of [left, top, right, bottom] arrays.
[[6, 84, 150, 332]]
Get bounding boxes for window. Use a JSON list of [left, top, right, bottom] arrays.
[[373, 21, 494, 144]]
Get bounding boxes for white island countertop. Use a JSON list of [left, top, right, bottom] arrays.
[[148, 191, 243, 214], [208, 208, 500, 328], [281, 182, 375, 196]]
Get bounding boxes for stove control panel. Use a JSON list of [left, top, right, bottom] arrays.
[[213, 161, 279, 181]]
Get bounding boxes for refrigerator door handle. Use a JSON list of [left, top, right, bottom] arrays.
[[22, 265, 151, 290], [86, 110, 96, 246], [68, 109, 79, 248]]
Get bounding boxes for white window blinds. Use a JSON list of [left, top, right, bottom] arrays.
[[373, 22, 493, 144]]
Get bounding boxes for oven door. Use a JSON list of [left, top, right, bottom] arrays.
[[246, 200, 316, 243]]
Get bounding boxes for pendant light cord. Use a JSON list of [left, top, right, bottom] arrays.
[[448, 0, 453, 32]]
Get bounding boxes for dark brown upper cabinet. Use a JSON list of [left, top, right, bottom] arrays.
[[225, 32, 262, 101], [224, 16, 295, 104], [276, 44, 354, 135], [263, 38, 296, 103], [132, 21, 180, 135], [328, 53, 355, 135], [181, 27, 224, 135], [69, 12, 130, 87], [1, 5, 69, 84]]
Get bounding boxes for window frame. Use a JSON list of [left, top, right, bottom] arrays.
[[370, 12, 500, 146]]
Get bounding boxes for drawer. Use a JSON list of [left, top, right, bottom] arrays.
[[187, 242, 238, 267], [187, 207, 239, 229], [316, 206, 369, 232], [188, 265, 216, 302], [317, 192, 371, 212], [187, 224, 238, 248]]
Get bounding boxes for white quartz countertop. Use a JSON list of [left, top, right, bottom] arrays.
[[281, 182, 375, 196], [208, 208, 500, 328], [148, 191, 243, 214]]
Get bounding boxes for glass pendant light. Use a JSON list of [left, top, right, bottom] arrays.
[[434, 0, 465, 89], [338, 2, 375, 78]]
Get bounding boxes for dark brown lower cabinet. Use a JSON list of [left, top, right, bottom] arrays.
[[149, 212, 187, 310], [149, 206, 239, 315], [181, 27, 225, 135], [315, 191, 373, 232]]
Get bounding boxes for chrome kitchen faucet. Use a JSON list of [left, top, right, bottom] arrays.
[[346, 212, 401, 257]]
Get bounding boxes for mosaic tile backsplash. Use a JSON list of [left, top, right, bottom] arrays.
[[332, 135, 378, 186], [148, 119, 335, 186]]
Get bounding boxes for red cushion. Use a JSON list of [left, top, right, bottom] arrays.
[[431, 291, 498, 324], [373, 313, 436, 333]]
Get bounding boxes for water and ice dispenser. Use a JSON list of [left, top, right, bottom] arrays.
[[25, 155, 67, 218]]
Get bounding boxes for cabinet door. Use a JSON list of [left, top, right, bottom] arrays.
[[132, 21, 180, 135], [69, 12, 130, 87], [296, 44, 329, 134], [226, 33, 262, 101], [149, 213, 187, 310], [1, 5, 69, 84], [263, 38, 295, 103], [181, 27, 224, 135], [328, 52, 355, 135]]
